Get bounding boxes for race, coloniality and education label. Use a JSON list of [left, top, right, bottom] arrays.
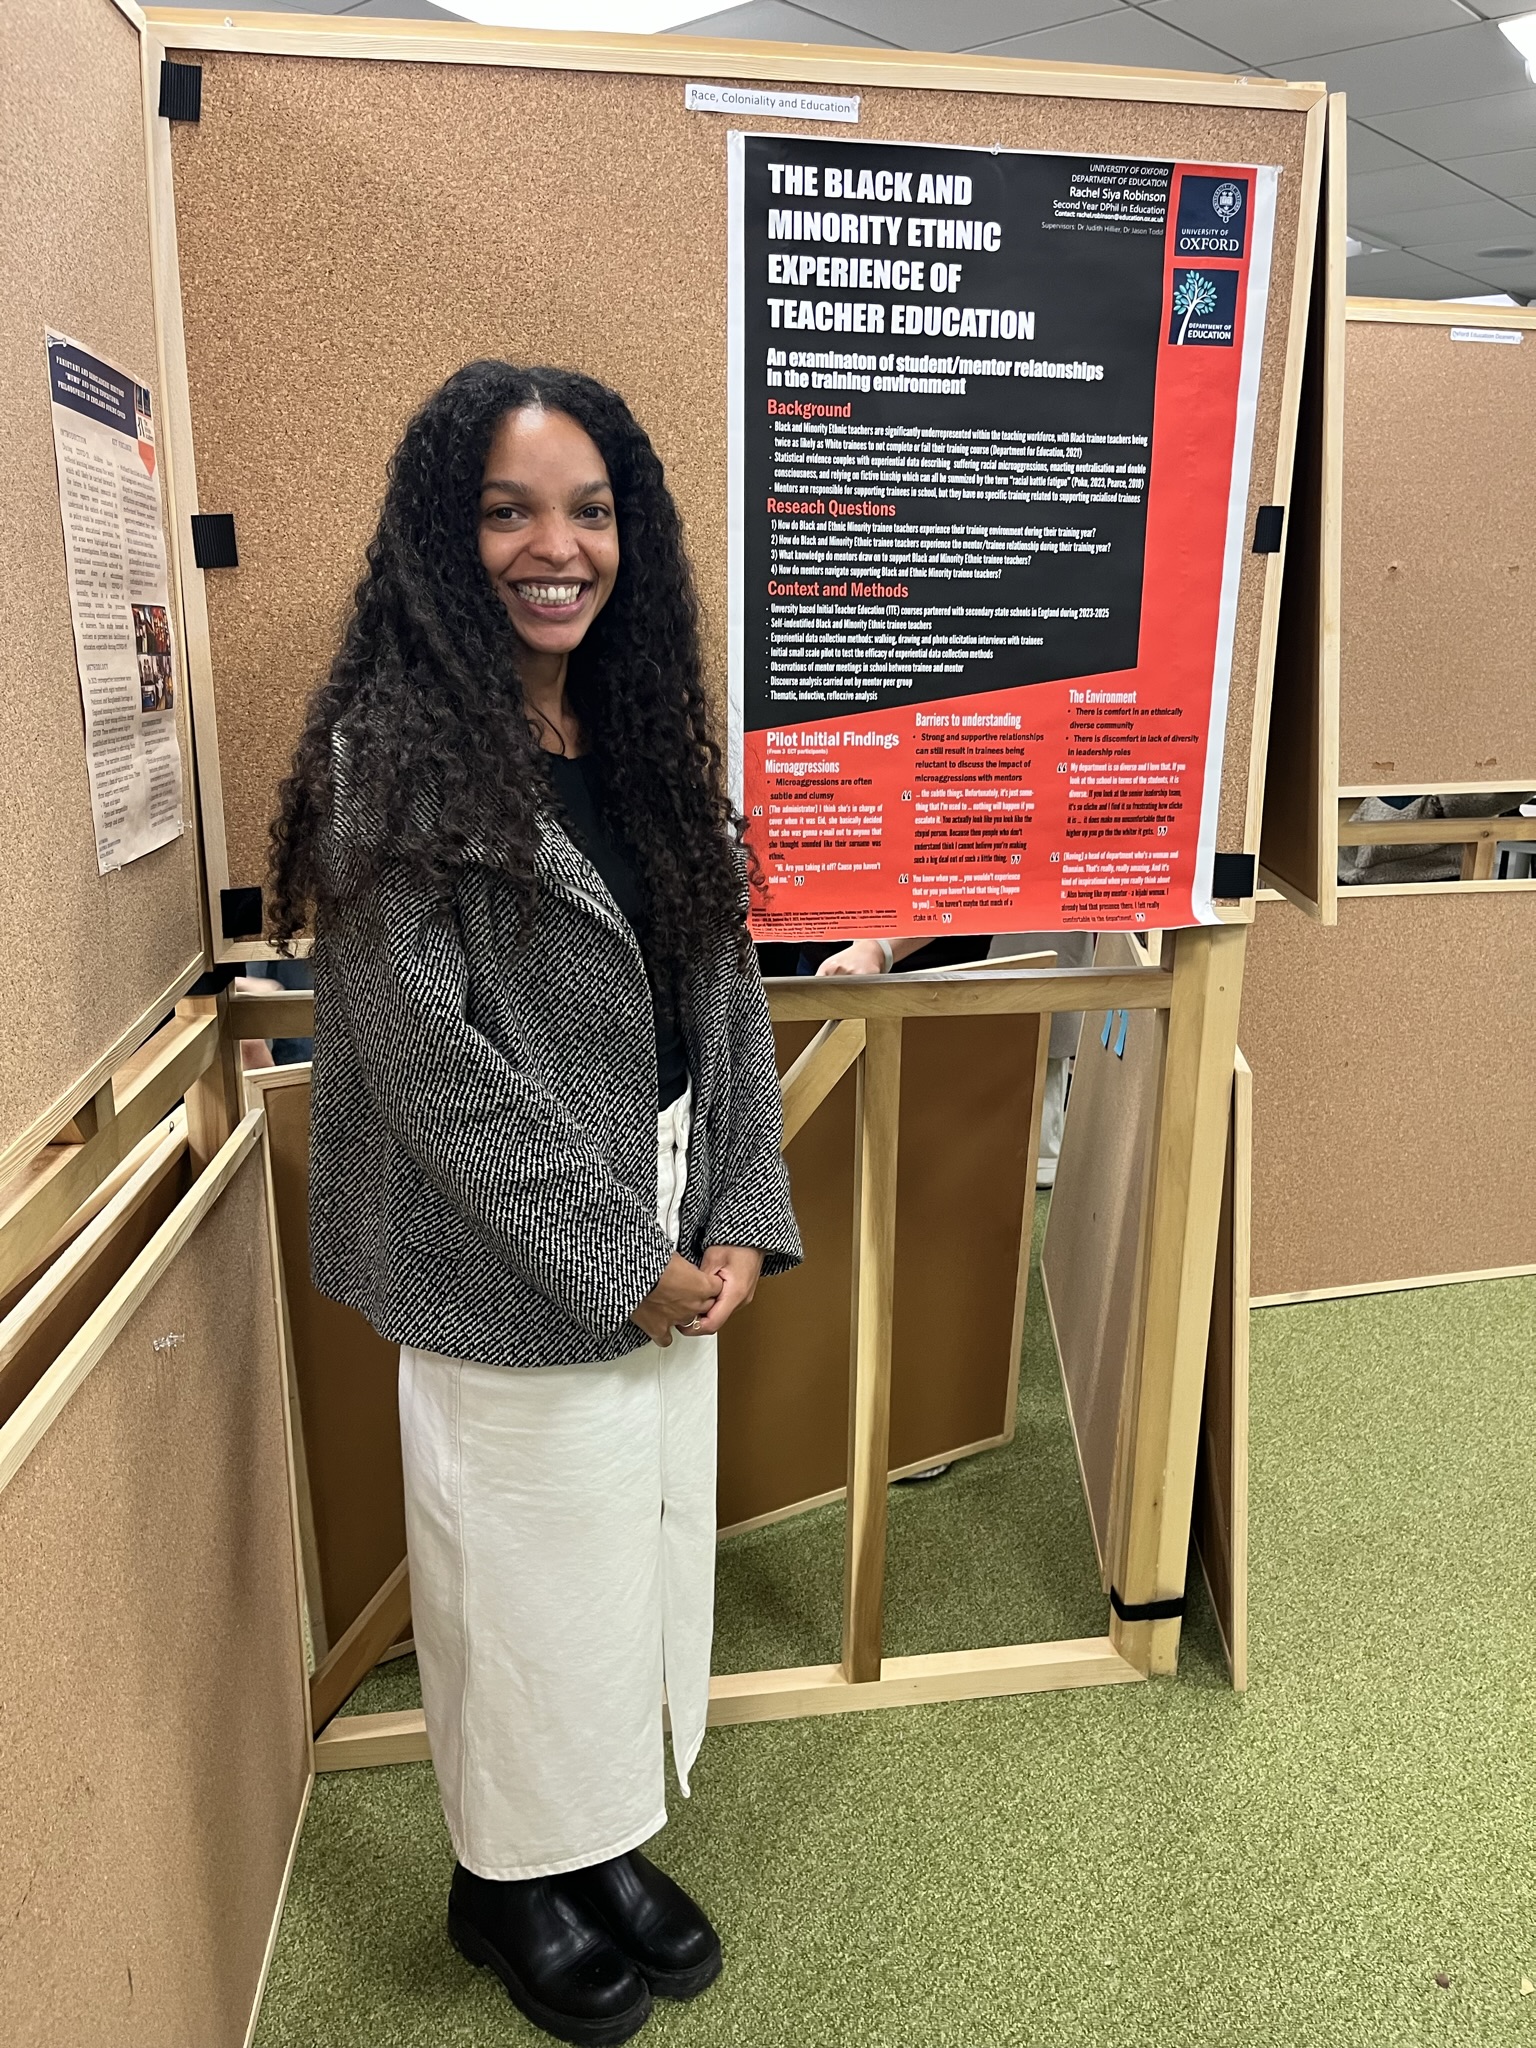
[[688, 83, 859, 123]]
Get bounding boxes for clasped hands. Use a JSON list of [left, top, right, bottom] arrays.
[[631, 1245, 762, 1346]]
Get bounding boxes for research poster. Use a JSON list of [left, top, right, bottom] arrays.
[[727, 134, 1277, 938], [45, 331, 185, 874]]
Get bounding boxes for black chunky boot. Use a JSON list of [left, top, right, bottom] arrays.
[[447, 1863, 652, 2045], [560, 1850, 722, 2000]]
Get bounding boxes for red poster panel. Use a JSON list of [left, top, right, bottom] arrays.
[[728, 137, 1277, 938]]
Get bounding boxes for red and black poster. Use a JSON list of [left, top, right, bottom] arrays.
[[726, 132, 1277, 937]]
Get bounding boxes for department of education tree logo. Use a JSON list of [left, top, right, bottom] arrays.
[[1173, 272, 1218, 343], [1168, 267, 1238, 346]]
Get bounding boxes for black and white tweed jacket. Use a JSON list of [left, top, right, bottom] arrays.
[[308, 804, 801, 1369]]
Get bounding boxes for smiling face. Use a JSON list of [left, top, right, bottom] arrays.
[[477, 405, 619, 659]]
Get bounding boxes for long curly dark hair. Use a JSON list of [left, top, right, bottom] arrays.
[[267, 360, 747, 982]]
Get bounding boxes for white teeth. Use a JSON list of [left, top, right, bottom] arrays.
[[515, 582, 585, 605]]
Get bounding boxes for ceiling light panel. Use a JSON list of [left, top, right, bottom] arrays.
[[1498, 11, 1536, 62]]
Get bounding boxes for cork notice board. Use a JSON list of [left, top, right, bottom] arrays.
[[0, 1128, 310, 2048], [1242, 891, 1536, 1301], [2, 0, 204, 1171], [153, 19, 1321, 951], [1043, 956, 1249, 1682], [1341, 302, 1536, 791]]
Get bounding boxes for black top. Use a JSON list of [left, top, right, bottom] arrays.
[[546, 752, 689, 1110]]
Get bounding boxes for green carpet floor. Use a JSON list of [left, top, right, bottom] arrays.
[[256, 1205, 1536, 2047]]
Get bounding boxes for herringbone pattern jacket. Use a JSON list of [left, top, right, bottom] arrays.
[[309, 807, 801, 1368]]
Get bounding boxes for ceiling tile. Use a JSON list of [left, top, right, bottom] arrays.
[[973, 11, 1242, 69], [1444, 142, 1536, 194], [1374, 89, 1536, 155], [1409, 237, 1536, 279], [1356, 193, 1536, 244], [1273, 22, 1530, 114], [345, 0, 464, 14], [1141, 0, 1470, 69], [1346, 246, 1490, 293], [668, 2, 890, 42], [1345, 121, 1425, 172], [1349, 161, 1490, 213], [791, 1, 1122, 51]]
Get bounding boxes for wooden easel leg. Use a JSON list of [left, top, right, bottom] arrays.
[[1110, 923, 1247, 1676], [841, 1018, 901, 1685], [178, 987, 242, 1174], [309, 1558, 412, 1733]]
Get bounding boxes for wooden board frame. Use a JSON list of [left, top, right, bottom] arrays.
[[1040, 931, 1163, 1584], [1258, 91, 1343, 923], [1192, 1049, 1249, 1690], [247, 982, 1052, 1723], [1328, 793, 1536, 897], [246, 1065, 328, 1668], [1, 0, 207, 1180], [1255, 1261, 1536, 1309], [0, 961, 206, 1190], [0, 1006, 225, 1301], [0, 1108, 185, 1320], [0, 1113, 189, 1434], [1340, 780, 1536, 798], [719, 991, 1050, 1533], [0, 1112, 312, 2047], [1332, 879, 1536, 897], [242, 1060, 407, 1661], [141, 9, 1325, 955], [1339, 295, 1536, 795], [146, 10, 1324, 107], [1347, 299, 1536, 331], [1041, 937, 1250, 1677], [239, 942, 1244, 1764]]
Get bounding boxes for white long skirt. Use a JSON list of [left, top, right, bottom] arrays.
[[398, 1089, 718, 1881]]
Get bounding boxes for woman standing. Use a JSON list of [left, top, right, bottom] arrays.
[[268, 361, 800, 2046]]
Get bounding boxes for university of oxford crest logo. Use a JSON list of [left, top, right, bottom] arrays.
[[1175, 174, 1249, 258], [1212, 180, 1244, 225]]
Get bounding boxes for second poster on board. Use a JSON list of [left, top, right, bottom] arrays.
[[727, 132, 1277, 939]]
